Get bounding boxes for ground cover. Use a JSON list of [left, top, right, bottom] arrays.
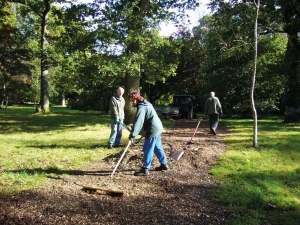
[[0, 106, 229, 224], [2, 106, 298, 224]]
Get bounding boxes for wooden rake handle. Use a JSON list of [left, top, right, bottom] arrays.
[[190, 119, 202, 141], [109, 140, 132, 178], [82, 185, 124, 195]]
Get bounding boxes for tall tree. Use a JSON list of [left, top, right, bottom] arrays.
[[9, 0, 77, 113], [39, 0, 51, 112], [210, 0, 300, 121], [251, 0, 260, 148], [0, 2, 32, 107], [92, 0, 196, 123], [204, 0, 287, 116], [279, 0, 300, 121]]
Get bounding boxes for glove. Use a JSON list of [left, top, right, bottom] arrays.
[[114, 116, 120, 124], [128, 134, 134, 141]]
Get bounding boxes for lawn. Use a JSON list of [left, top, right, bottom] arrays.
[[210, 116, 300, 224], [0, 105, 175, 195]]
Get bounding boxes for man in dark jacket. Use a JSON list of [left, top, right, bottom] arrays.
[[108, 87, 125, 148], [128, 92, 168, 176], [204, 92, 222, 135]]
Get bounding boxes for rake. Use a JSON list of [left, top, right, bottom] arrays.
[[170, 119, 202, 161]]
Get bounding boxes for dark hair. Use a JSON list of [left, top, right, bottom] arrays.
[[128, 92, 143, 101]]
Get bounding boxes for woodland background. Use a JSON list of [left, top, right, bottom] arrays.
[[1, 0, 300, 122]]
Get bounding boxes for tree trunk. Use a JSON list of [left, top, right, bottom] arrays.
[[250, 0, 259, 148], [124, 43, 140, 124], [284, 30, 300, 122], [0, 86, 4, 109], [37, 0, 51, 113], [123, 0, 149, 124], [62, 91, 65, 106]]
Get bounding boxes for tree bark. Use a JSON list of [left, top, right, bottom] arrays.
[[37, 0, 51, 113], [284, 30, 300, 122], [123, 0, 149, 124], [124, 43, 140, 124], [251, 0, 259, 148]]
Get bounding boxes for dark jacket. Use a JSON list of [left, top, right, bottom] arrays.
[[130, 99, 163, 138], [204, 96, 222, 115]]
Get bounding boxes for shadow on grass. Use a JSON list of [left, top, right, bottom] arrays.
[[0, 106, 111, 135], [212, 169, 300, 224], [5, 167, 136, 177], [24, 143, 110, 150]]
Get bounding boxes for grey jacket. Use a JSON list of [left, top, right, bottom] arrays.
[[204, 96, 222, 115], [109, 95, 125, 120]]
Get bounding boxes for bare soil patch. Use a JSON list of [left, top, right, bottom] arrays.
[[0, 119, 231, 225]]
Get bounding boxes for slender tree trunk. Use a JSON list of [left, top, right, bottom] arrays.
[[5, 95, 8, 110], [37, 0, 51, 113], [62, 91, 65, 106], [0, 85, 5, 109], [250, 0, 260, 148]]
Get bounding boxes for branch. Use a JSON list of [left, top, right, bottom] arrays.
[[6, 0, 26, 3], [259, 29, 285, 36], [220, 39, 253, 52]]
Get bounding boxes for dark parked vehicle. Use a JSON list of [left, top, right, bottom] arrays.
[[154, 94, 198, 119]]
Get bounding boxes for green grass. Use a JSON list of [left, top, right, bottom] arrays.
[[0, 105, 175, 195], [2, 107, 299, 224], [210, 117, 300, 224]]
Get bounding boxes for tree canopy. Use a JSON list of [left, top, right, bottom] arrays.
[[1, 0, 297, 122], [207, 0, 299, 120]]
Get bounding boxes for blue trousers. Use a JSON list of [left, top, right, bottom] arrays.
[[208, 114, 219, 132], [142, 134, 167, 169], [108, 119, 123, 146]]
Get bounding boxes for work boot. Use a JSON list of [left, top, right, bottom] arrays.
[[154, 163, 169, 171], [212, 128, 217, 135], [108, 144, 113, 149], [134, 167, 149, 176]]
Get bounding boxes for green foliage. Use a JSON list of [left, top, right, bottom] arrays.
[[0, 2, 34, 106], [139, 30, 181, 102], [167, 27, 206, 96], [208, 0, 300, 119], [201, 2, 288, 116], [0, 1, 211, 112], [3, 0, 294, 120], [140, 27, 207, 103], [210, 117, 300, 224]]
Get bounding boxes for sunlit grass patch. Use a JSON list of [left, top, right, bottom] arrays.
[[0, 106, 123, 195], [211, 117, 300, 224], [0, 105, 174, 196]]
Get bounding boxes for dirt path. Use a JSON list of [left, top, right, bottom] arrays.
[[0, 119, 230, 224]]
